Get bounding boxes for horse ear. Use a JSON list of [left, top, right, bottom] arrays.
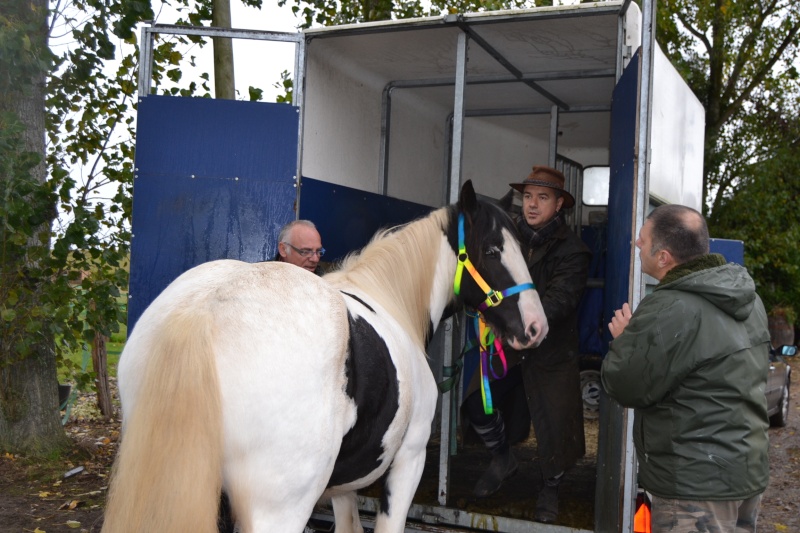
[[459, 180, 478, 215], [497, 188, 515, 212]]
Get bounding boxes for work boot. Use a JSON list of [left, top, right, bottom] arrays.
[[471, 412, 517, 497], [534, 473, 563, 523], [472, 448, 518, 498]]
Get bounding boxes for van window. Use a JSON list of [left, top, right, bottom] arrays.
[[583, 166, 610, 206]]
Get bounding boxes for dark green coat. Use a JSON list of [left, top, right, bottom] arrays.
[[601, 255, 770, 500]]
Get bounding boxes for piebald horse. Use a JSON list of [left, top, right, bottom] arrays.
[[102, 181, 547, 533]]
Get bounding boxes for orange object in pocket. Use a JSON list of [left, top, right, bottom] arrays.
[[633, 497, 651, 533]]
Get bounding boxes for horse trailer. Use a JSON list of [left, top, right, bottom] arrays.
[[129, 1, 708, 531]]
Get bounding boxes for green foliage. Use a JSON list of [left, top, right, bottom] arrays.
[[708, 116, 800, 322], [656, 0, 800, 212], [0, 116, 53, 365], [656, 0, 800, 326], [273, 70, 294, 104], [275, 0, 540, 28], [0, 0, 154, 390]]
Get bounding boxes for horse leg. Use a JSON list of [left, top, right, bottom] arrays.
[[331, 492, 364, 533], [224, 467, 330, 533], [373, 441, 428, 532], [368, 356, 437, 533]]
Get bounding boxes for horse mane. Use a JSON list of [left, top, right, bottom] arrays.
[[324, 207, 450, 349]]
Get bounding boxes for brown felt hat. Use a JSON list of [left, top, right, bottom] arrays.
[[509, 166, 575, 208]]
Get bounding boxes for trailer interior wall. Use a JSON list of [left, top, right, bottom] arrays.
[[382, 87, 452, 206], [301, 39, 390, 198]]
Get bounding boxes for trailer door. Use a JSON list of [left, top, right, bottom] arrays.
[[594, 49, 640, 532], [128, 95, 299, 330]]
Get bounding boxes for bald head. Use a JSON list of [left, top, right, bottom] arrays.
[[648, 204, 709, 264], [635, 204, 709, 280]]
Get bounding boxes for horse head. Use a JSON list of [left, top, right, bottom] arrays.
[[452, 180, 548, 350]]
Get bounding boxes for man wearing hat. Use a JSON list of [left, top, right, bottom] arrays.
[[463, 166, 590, 523]]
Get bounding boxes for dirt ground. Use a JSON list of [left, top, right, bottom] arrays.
[[1, 361, 799, 533]]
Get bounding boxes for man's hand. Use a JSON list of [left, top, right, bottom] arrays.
[[608, 302, 632, 339]]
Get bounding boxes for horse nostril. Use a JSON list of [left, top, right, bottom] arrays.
[[526, 324, 537, 341]]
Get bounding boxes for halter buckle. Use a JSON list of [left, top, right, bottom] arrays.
[[485, 290, 503, 308]]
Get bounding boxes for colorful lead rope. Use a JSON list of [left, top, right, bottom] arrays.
[[468, 310, 507, 414], [453, 213, 535, 414]]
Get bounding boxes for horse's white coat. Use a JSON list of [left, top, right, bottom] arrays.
[[105, 195, 547, 533]]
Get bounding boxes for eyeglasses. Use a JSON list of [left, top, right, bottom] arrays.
[[284, 242, 326, 258]]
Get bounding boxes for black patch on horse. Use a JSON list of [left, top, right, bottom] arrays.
[[328, 313, 400, 487], [378, 469, 392, 516]]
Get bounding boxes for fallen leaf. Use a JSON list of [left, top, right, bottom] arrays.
[[774, 523, 788, 532], [65, 520, 81, 528], [58, 499, 83, 510], [33, 528, 46, 533], [38, 491, 51, 498]]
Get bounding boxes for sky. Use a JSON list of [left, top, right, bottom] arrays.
[[144, 0, 585, 102], [146, 1, 306, 102]]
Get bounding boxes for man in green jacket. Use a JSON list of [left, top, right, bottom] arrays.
[[601, 204, 770, 532]]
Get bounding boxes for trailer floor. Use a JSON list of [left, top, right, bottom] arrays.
[[361, 418, 599, 530]]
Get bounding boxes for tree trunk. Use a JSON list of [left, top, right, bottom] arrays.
[[768, 309, 796, 348], [212, 0, 236, 99], [0, 0, 69, 453], [0, 342, 68, 453], [92, 333, 114, 419]]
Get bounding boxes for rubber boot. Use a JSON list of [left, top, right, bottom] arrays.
[[534, 472, 563, 523], [472, 413, 518, 498]]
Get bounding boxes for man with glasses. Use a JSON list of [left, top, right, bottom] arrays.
[[275, 220, 326, 274]]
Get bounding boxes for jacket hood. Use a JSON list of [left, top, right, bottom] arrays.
[[656, 254, 757, 321]]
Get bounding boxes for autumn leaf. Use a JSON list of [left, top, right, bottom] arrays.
[[33, 528, 46, 533], [58, 500, 83, 510], [66, 520, 81, 528], [773, 524, 788, 532]]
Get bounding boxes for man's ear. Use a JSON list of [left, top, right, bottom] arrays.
[[278, 242, 288, 258], [658, 249, 673, 269]]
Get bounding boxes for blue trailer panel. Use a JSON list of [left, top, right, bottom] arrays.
[[129, 96, 299, 330]]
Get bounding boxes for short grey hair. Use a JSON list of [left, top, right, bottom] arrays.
[[278, 219, 317, 245]]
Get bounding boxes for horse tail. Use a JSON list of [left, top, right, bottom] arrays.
[[103, 308, 223, 533]]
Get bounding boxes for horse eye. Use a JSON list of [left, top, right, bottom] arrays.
[[486, 245, 502, 257]]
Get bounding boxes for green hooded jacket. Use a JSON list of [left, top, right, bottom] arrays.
[[601, 254, 770, 500]]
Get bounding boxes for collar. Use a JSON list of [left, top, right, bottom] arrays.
[[659, 253, 726, 286]]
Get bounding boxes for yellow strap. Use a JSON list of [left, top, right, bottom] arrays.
[[463, 257, 492, 294]]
